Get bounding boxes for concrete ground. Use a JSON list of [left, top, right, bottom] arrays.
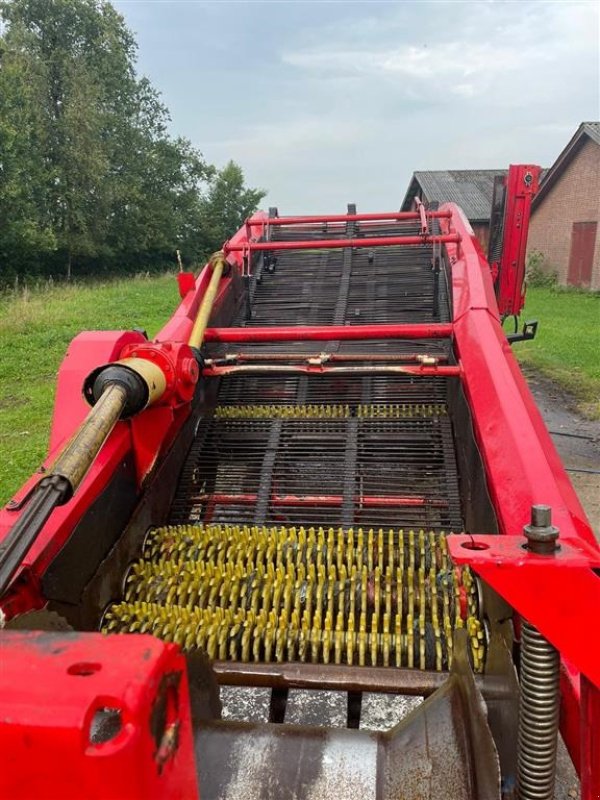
[[524, 368, 600, 540]]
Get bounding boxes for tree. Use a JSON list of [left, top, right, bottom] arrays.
[[1, 0, 134, 276], [0, 0, 266, 283], [199, 161, 266, 252], [0, 18, 55, 279]]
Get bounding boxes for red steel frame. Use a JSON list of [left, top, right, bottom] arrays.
[[246, 210, 452, 226], [492, 164, 541, 317], [224, 232, 460, 253], [203, 322, 453, 341], [0, 631, 199, 800], [0, 205, 598, 796]]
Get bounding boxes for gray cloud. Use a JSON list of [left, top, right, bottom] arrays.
[[116, 0, 599, 213]]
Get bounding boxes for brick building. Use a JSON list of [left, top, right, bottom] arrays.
[[527, 122, 600, 290], [401, 170, 506, 251]]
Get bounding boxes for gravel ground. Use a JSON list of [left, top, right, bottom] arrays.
[[524, 368, 600, 540]]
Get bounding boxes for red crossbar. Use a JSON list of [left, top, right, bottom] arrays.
[[203, 323, 453, 343], [247, 211, 452, 226], [196, 493, 448, 508], [224, 234, 460, 253]]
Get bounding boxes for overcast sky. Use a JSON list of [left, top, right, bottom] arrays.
[[114, 0, 599, 213]]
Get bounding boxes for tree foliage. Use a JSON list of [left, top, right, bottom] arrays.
[[198, 161, 267, 248], [0, 0, 265, 283]]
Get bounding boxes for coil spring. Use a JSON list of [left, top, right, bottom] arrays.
[[517, 620, 560, 800]]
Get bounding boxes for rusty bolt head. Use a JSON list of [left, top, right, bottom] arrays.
[[523, 504, 559, 555]]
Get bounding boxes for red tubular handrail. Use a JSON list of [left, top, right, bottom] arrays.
[[224, 234, 460, 253], [247, 210, 452, 226], [203, 323, 453, 342]]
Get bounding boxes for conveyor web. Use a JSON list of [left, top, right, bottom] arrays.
[[171, 214, 461, 531], [103, 211, 485, 679]]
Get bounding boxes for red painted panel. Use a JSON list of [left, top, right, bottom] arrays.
[[0, 632, 199, 800], [568, 222, 597, 287]]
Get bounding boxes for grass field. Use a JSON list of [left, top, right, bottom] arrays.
[[0, 278, 598, 505], [0, 274, 179, 505], [512, 286, 600, 419]]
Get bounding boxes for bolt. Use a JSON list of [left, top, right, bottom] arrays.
[[523, 504, 559, 555], [531, 505, 551, 527]]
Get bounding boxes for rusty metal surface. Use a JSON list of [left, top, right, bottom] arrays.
[[212, 661, 508, 702], [451, 630, 502, 800], [195, 683, 499, 800], [195, 636, 501, 799], [213, 660, 453, 695], [196, 720, 379, 800], [483, 627, 520, 796]]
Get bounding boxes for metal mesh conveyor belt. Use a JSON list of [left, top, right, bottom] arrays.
[[178, 214, 459, 531], [167, 398, 462, 531], [204, 219, 452, 358], [102, 213, 486, 676]]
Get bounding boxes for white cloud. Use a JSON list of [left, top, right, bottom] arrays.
[[281, 1, 598, 102], [116, 0, 600, 212], [284, 42, 540, 100]]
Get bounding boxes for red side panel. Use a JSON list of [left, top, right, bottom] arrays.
[[0, 632, 199, 800]]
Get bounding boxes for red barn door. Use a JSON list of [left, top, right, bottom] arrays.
[[567, 221, 597, 287]]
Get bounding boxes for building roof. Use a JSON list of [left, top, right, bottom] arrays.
[[534, 122, 600, 207], [400, 170, 506, 221]]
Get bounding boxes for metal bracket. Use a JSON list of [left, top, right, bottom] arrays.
[[447, 534, 600, 687], [506, 319, 538, 344]]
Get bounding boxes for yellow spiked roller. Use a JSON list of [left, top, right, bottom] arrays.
[[102, 525, 484, 672], [214, 403, 447, 420]]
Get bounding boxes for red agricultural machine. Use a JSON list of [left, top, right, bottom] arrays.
[[0, 165, 598, 800]]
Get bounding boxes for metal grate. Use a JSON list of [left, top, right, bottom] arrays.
[[216, 374, 448, 407], [246, 233, 450, 328], [173, 211, 462, 532], [168, 401, 462, 531], [204, 217, 451, 360]]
